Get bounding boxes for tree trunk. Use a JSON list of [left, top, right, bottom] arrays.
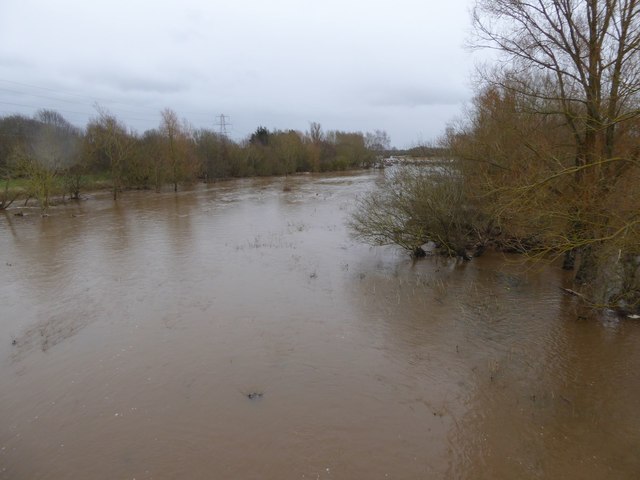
[[575, 245, 597, 286], [563, 249, 576, 270]]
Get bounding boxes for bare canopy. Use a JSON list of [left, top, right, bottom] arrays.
[[472, 0, 640, 161]]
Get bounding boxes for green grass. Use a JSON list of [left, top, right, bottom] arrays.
[[2, 173, 113, 193]]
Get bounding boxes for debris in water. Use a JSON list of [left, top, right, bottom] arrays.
[[246, 392, 263, 400]]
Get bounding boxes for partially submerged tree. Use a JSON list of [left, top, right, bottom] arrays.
[[306, 122, 324, 171], [159, 109, 199, 192], [0, 164, 19, 210], [350, 165, 488, 259], [351, 1, 640, 311], [138, 129, 165, 191], [85, 108, 135, 200], [9, 110, 81, 211], [332, 131, 374, 170], [270, 130, 307, 175], [462, 0, 640, 309], [365, 130, 391, 166], [194, 129, 232, 181], [36, 110, 83, 201]]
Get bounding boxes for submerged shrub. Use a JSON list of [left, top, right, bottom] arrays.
[[350, 164, 488, 258]]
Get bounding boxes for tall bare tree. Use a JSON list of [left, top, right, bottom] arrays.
[[469, 0, 640, 308], [473, 0, 640, 160], [159, 109, 199, 192], [85, 108, 134, 201]]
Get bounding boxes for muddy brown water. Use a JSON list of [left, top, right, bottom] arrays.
[[1, 171, 639, 479]]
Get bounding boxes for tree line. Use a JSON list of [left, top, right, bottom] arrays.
[[0, 108, 390, 206], [352, 0, 640, 315]]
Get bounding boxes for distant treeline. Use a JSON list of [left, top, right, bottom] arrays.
[[0, 109, 391, 207], [402, 145, 447, 158]]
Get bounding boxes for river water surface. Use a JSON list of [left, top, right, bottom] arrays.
[[1, 171, 639, 479]]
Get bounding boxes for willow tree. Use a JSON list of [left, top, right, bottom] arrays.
[[159, 109, 199, 192], [350, 165, 488, 259], [468, 0, 640, 309], [8, 110, 81, 211], [85, 109, 134, 201]]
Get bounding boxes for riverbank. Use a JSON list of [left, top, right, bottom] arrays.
[[1, 169, 361, 212]]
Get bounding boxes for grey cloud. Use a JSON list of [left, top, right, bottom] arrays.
[[79, 70, 189, 95], [0, 53, 32, 68], [1, 0, 477, 147], [115, 77, 188, 95], [369, 86, 470, 108]]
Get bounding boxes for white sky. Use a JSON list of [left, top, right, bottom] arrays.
[[0, 0, 477, 148]]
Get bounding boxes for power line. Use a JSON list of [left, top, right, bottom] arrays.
[[0, 87, 91, 107], [0, 78, 241, 136], [0, 100, 93, 117], [0, 78, 219, 120], [0, 102, 157, 127], [0, 87, 165, 120], [0, 78, 162, 114]]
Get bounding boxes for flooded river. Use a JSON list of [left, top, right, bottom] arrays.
[[1, 171, 639, 479]]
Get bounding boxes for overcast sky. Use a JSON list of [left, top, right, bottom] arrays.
[[0, 0, 477, 148]]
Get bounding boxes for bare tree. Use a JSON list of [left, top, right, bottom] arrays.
[[350, 165, 488, 258], [5, 110, 81, 211], [365, 130, 390, 154], [160, 109, 181, 192], [0, 163, 20, 210], [473, 0, 640, 159], [308, 122, 323, 144], [86, 108, 135, 201], [468, 0, 640, 308], [159, 108, 199, 192]]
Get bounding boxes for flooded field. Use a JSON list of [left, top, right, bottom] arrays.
[[1, 171, 639, 479]]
